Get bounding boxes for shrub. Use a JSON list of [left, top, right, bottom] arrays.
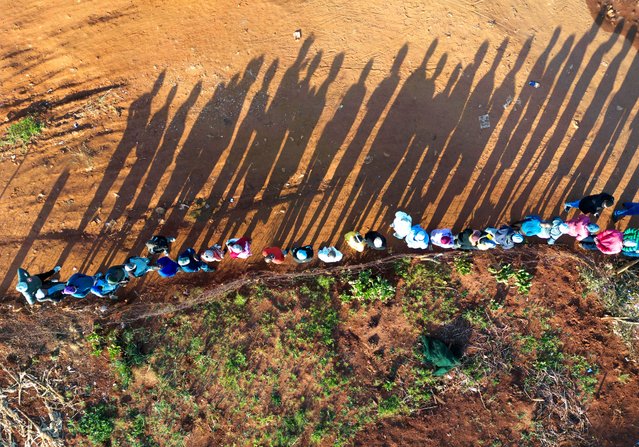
[[453, 256, 473, 275], [71, 402, 116, 445], [3, 116, 43, 145], [344, 270, 395, 304]]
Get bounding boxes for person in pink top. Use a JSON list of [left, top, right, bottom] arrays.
[[564, 215, 599, 241], [226, 237, 252, 259], [594, 230, 624, 255]]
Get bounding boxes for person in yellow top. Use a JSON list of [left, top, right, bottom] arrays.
[[345, 231, 366, 252]]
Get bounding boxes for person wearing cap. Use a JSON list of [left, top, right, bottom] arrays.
[[125, 256, 156, 278], [35, 283, 66, 304], [456, 229, 477, 251], [565, 215, 599, 241], [63, 273, 96, 298], [474, 231, 497, 250], [405, 224, 429, 249], [345, 231, 366, 252], [365, 231, 387, 250], [622, 228, 639, 258], [226, 237, 252, 259], [104, 265, 131, 286], [391, 211, 412, 239], [200, 244, 225, 263], [291, 245, 313, 264], [547, 217, 568, 245], [90, 273, 120, 298], [318, 246, 343, 263], [262, 247, 287, 264], [156, 256, 180, 278], [145, 235, 176, 256], [613, 202, 639, 223], [485, 226, 524, 249], [15, 265, 61, 305], [564, 192, 614, 217], [178, 248, 214, 272], [430, 229, 456, 249]]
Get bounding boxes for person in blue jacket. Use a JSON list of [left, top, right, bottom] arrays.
[[156, 257, 180, 278], [104, 264, 131, 286], [63, 273, 96, 298], [125, 256, 156, 278], [90, 273, 120, 298], [177, 248, 214, 273]]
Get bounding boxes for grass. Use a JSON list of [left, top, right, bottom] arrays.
[[488, 263, 534, 294], [2, 116, 43, 146], [70, 401, 116, 445], [343, 269, 395, 304]]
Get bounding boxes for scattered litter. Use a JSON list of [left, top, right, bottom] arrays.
[[293, 29, 302, 40], [528, 80, 540, 88], [616, 105, 624, 111], [113, 192, 120, 198], [503, 96, 513, 109], [572, 119, 580, 129], [229, 198, 234, 203], [155, 206, 166, 215], [364, 155, 373, 164], [479, 114, 490, 129], [178, 203, 189, 210]]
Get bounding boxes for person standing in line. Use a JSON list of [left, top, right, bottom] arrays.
[[430, 229, 456, 249], [262, 246, 287, 264], [485, 226, 523, 250], [405, 224, 429, 249], [391, 211, 412, 239], [63, 273, 96, 299], [564, 192, 614, 217], [178, 248, 214, 272], [318, 246, 343, 263], [35, 283, 66, 303], [156, 256, 180, 278], [90, 273, 120, 299], [226, 237, 252, 259], [16, 265, 61, 305], [291, 245, 314, 264], [125, 256, 157, 278], [364, 231, 387, 250], [200, 244, 225, 263], [345, 231, 366, 252], [145, 235, 176, 255], [613, 202, 639, 222], [565, 215, 600, 241]]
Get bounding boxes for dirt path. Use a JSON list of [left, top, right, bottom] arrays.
[[1, 0, 638, 298]]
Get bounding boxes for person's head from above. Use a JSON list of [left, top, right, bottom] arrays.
[[16, 282, 28, 292], [414, 230, 426, 241], [469, 230, 482, 244], [35, 289, 46, 300], [623, 239, 638, 248], [177, 257, 190, 266], [373, 237, 384, 248], [558, 223, 570, 234], [295, 249, 308, 261], [230, 243, 243, 253], [587, 223, 600, 234], [201, 250, 215, 262], [124, 263, 136, 272], [511, 233, 524, 244], [264, 254, 275, 263], [63, 285, 77, 295], [603, 198, 614, 208], [440, 235, 452, 245]]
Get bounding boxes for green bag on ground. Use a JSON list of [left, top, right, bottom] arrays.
[[419, 336, 459, 376]]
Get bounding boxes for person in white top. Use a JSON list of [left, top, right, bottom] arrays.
[[391, 211, 412, 239], [318, 246, 343, 263], [406, 224, 429, 249]]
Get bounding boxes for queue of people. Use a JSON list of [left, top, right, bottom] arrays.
[[15, 192, 639, 305]]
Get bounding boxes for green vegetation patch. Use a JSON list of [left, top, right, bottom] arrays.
[[2, 116, 43, 146]]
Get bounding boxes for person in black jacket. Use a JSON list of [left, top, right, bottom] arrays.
[[564, 193, 614, 217]]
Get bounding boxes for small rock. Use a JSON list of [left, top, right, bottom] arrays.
[[155, 207, 166, 215], [293, 29, 302, 40], [616, 105, 623, 111], [364, 155, 373, 164], [572, 119, 580, 129]]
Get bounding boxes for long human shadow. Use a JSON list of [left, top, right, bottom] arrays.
[[85, 82, 203, 271], [0, 170, 69, 298], [181, 62, 278, 250], [503, 16, 614, 219], [329, 41, 442, 241], [55, 72, 166, 268], [555, 27, 639, 204], [535, 22, 632, 212], [127, 56, 264, 256], [268, 54, 366, 245], [303, 44, 409, 245]]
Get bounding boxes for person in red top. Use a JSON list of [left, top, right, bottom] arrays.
[[262, 247, 287, 264]]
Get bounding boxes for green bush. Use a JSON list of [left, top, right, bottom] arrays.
[[453, 256, 473, 275], [3, 116, 43, 145], [344, 270, 395, 304], [72, 402, 116, 445]]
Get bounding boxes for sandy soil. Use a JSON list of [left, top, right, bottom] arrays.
[[2, 0, 639, 299]]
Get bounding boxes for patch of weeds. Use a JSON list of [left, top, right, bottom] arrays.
[[70, 401, 116, 445], [618, 373, 630, 384], [463, 307, 492, 330], [453, 255, 473, 275], [108, 329, 148, 389], [310, 408, 335, 444], [2, 116, 43, 146], [580, 265, 639, 320], [488, 264, 533, 294], [377, 394, 406, 417], [400, 262, 459, 325], [272, 409, 308, 446], [569, 355, 599, 396], [343, 270, 395, 304]]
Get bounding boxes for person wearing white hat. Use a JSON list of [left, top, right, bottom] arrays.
[[291, 245, 313, 264], [365, 231, 387, 250], [391, 211, 412, 239], [200, 244, 224, 263], [318, 246, 343, 263]]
